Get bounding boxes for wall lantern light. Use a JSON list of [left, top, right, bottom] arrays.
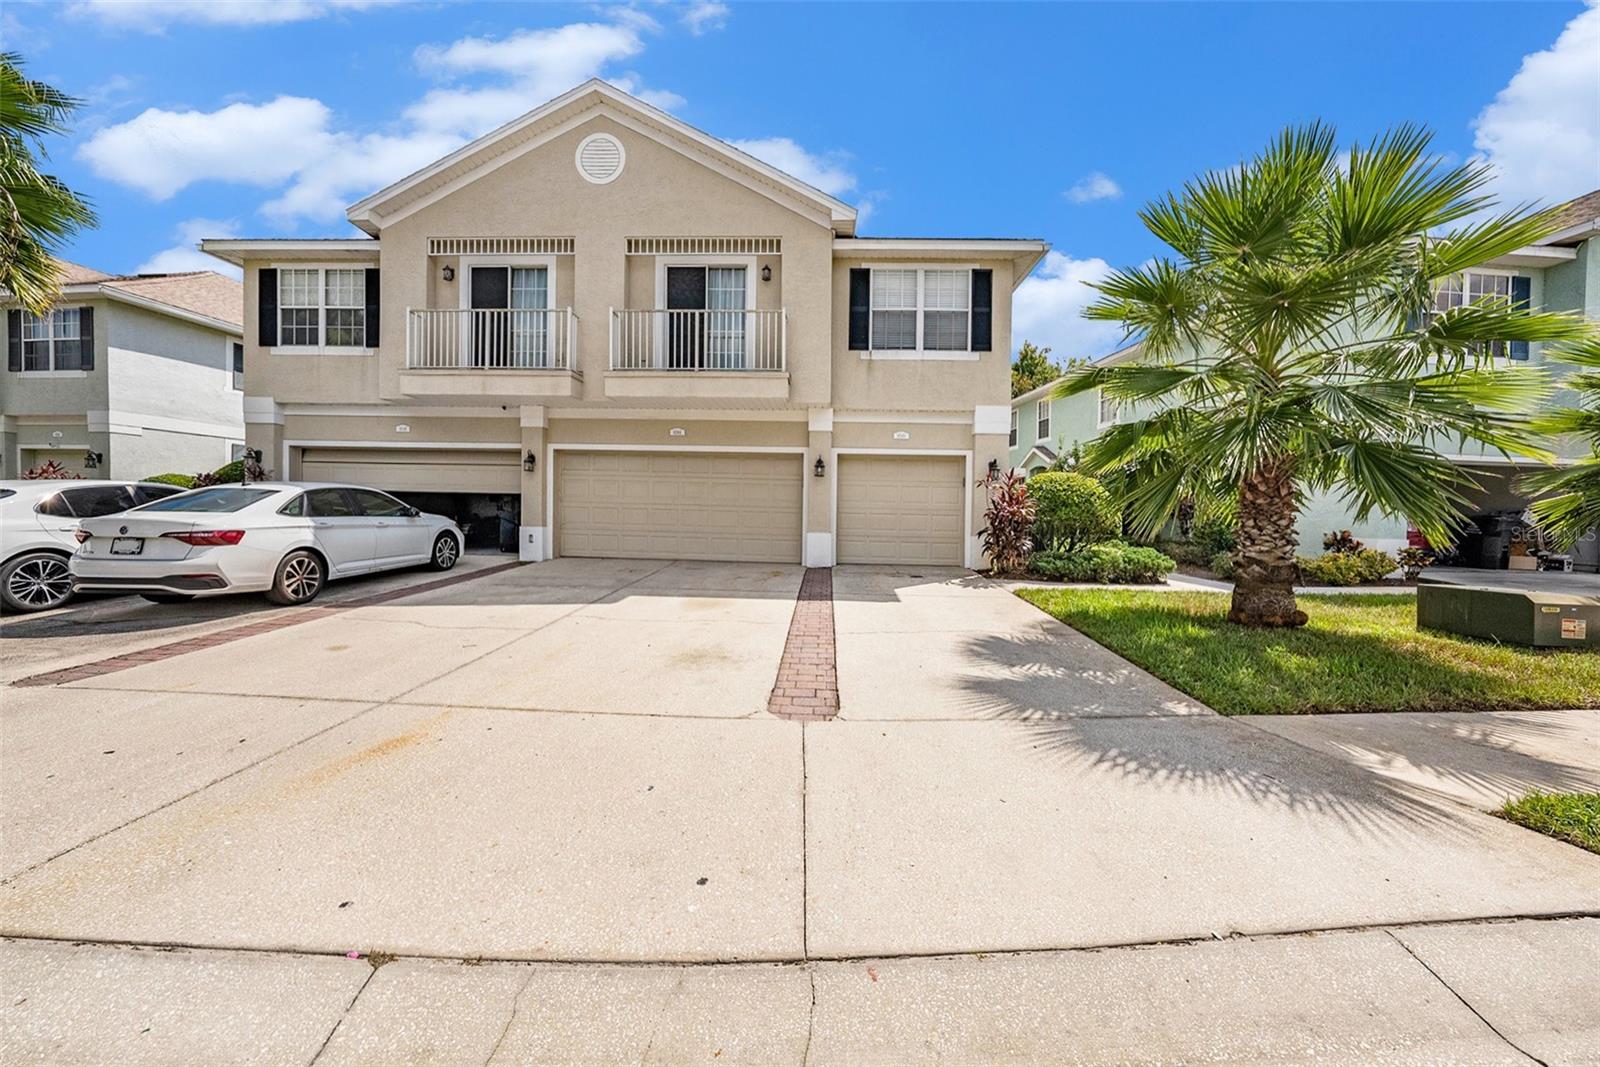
[[83, 450, 103, 470], [813, 457, 826, 478], [442, 265, 456, 282], [523, 451, 537, 472], [988, 459, 1001, 479], [760, 265, 772, 282], [241, 448, 263, 484]]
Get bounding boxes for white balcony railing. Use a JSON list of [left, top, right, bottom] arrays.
[[610, 308, 786, 372], [406, 307, 575, 370]]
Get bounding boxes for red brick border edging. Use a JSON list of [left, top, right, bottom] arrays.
[[11, 560, 525, 688], [767, 567, 839, 721]]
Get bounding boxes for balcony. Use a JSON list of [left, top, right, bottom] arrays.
[[401, 307, 580, 400], [607, 308, 789, 401]]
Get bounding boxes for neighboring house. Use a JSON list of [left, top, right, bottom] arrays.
[[2, 262, 246, 480], [202, 80, 1046, 565], [1010, 188, 1600, 562]]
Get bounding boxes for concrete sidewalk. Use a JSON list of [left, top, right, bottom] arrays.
[[5, 917, 1595, 1066]]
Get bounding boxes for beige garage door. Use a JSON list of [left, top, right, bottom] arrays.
[[299, 448, 519, 493], [837, 455, 966, 566], [557, 451, 802, 562]]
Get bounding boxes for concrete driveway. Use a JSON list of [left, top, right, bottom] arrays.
[[3, 559, 1598, 1063]]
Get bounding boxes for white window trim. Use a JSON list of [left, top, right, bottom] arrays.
[[1430, 267, 1528, 363], [455, 254, 559, 370], [1036, 399, 1051, 443], [227, 337, 244, 391], [269, 263, 375, 356], [860, 263, 981, 360], [1097, 388, 1121, 429], [16, 306, 88, 375], [1008, 408, 1019, 449]]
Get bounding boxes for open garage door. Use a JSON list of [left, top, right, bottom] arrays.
[[837, 454, 965, 566], [557, 451, 802, 562], [298, 447, 519, 494]]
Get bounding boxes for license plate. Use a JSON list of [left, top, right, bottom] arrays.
[[110, 537, 144, 556]]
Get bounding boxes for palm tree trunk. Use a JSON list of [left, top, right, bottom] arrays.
[[1228, 458, 1307, 627]]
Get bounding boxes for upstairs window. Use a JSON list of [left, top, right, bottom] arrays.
[[231, 341, 244, 389], [1009, 408, 1019, 448], [868, 268, 972, 352], [1428, 270, 1529, 360], [1098, 388, 1122, 427], [1036, 399, 1051, 441], [21, 308, 83, 371], [276, 268, 367, 350]]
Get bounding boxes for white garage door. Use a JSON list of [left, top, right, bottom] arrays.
[[557, 451, 802, 562], [299, 448, 519, 493], [837, 455, 966, 566]]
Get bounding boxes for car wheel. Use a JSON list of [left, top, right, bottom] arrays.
[[1, 552, 75, 613], [266, 550, 324, 605], [141, 593, 195, 604], [428, 533, 460, 572]]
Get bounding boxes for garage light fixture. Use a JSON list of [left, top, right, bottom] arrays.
[[83, 450, 103, 470], [523, 451, 537, 472], [442, 265, 455, 282], [814, 457, 826, 478], [988, 459, 1001, 479], [761, 265, 772, 282]]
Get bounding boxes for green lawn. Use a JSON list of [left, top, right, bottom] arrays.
[[1498, 792, 1600, 854], [1014, 589, 1600, 715]]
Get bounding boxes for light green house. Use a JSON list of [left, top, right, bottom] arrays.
[[1010, 188, 1600, 561]]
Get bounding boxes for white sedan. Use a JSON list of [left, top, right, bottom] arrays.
[[71, 482, 465, 606]]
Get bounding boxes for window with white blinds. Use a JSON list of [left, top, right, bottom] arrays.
[[867, 268, 972, 352]]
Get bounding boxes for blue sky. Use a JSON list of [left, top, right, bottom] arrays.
[[7, 0, 1598, 357]]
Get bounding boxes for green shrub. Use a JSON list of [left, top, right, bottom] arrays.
[[1027, 542, 1176, 584], [1209, 551, 1235, 579], [1190, 513, 1237, 558], [1297, 549, 1397, 586], [1027, 471, 1118, 550], [141, 473, 196, 488], [209, 459, 247, 483], [1156, 538, 1209, 566]]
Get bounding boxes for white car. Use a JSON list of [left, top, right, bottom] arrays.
[[1, 479, 187, 612], [71, 482, 465, 606]]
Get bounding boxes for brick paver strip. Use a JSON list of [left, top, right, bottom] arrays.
[[11, 560, 525, 688], [767, 567, 840, 721]]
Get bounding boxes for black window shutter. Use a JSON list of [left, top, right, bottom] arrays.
[[258, 268, 278, 347], [78, 306, 94, 370], [1509, 275, 1531, 360], [971, 269, 993, 352], [848, 268, 870, 350], [364, 268, 380, 347], [6, 309, 20, 371]]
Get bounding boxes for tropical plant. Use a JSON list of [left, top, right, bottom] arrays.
[[20, 459, 80, 479], [1028, 542, 1175, 584], [1322, 529, 1365, 555], [1011, 340, 1064, 397], [1297, 549, 1398, 586], [1055, 123, 1593, 626], [979, 471, 1034, 574], [1028, 471, 1118, 550], [1525, 338, 1600, 547], [1396, 546, 1434, 580], [0, 51, 96, 313]]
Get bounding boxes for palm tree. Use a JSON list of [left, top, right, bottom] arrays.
[[1524, 338, 1600, 547], [1, 51, 96, 313], [1056, 124, 1594, 626]]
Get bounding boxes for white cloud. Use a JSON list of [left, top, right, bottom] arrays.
[[136, 218, 243, 279], [77, 96, 334, 200], [727, 137, 857, 197], [1472, 1, 1600, 208], [1064, 171, 1122, 204], [76, 16, 690, 226], [681, 1, 729, 35], [1011, 251, 1126, 359], [69, 0, 389, 30]]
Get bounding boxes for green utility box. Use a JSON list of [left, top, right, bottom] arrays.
[[1417, 580, 1600, 648]]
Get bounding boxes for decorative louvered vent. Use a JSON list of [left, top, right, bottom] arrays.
[[427, 237, 575, 256], [576, 133, 625, 184], [625, 237, 782, 255]]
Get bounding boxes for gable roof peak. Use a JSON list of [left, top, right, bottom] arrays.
[[346, 78, 858, 235]]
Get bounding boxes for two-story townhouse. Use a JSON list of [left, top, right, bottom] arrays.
[[2, 262, 246, 480], [202, 81, 1046, 564], [1010, 187, 1600, 565]]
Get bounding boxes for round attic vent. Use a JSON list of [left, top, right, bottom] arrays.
[[576, 133, 625, 184]]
